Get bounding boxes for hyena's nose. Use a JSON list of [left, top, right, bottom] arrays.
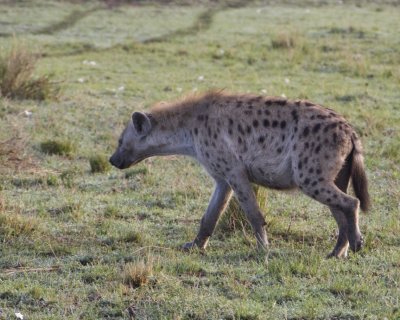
[[109, 154, 118, 167]]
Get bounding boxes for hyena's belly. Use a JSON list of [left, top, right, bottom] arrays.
[[247, 157, 296, 190]]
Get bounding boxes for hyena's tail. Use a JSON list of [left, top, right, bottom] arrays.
[[350, 134, 371, 212]]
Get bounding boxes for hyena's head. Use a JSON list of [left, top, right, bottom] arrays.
[[109, 112, 153, 169]]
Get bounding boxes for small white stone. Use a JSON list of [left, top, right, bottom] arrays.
[[77, 78, 85, 83], [117, 86, 125, 92], [176, 87, 183, 93], [83, 60, 97, 66], [261, 89, 267, 94], [23, 110, 32, 117], [197, 75, 204, 81], [284, 78, 290, 84], [15, 312, 24, 320], [281, 93, 287, 98]]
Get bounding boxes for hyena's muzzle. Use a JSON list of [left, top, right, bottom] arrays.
[[109, 151, 130, 169]]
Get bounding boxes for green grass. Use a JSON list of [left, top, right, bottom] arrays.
[[0, 1, 399, 319]]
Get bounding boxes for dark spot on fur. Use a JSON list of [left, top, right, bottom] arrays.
[[311, 115, 315, 120], [208, 127, 212, 137], [303, 157, 308, 164], [314, 190, 319, 196], [293, 144, 297, 151], [264, 109, 271, 115], [303, 126, 310, 137], [305, 142, 309, 149], [257, 110, 262, 115], [333, 194, 338, 199], [229, 118, 233, 125], [327, 198, 331, 203], [228, 129, 233, 135], [263, 119, 270, 127], [244, 110, 252, 115], [213, 133, 218, 139], [265, 101, 272, 106], [281, 134, 285, 141], [194, 128, 198, 135], [309, 168, 314, 174], [277, 147, 282, 153], [238, 137, 242, 144], [205, 140, 209, 146], [315, 144, 321, 154], [312, 123, 321, 133], [291, 110, 299, 122], [272, 120, 278, 128], [238, 124, 245, 135], [294, 126, 298, 132], [197, 115, 204, 121], [246, 125, 252, 134], [280, 121, 287, 129], [298, 161, 303, 170], [299, 173, 303, 178], [253, 120, 259, 128], [333, 132, 337, 143], [318, 177, 324, 182], [311, 181, 317, 187], [258, 136, 265, 144], [316, 169, 322, 175], [205, 152, 210, 158], [304, 178, 310, 185]]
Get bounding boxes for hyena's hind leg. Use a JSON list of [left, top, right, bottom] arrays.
[[298, 173, 362, 257], [327, 160, 352, 258]]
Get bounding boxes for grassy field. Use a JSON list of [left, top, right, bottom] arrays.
[[0, 1, 399, 319]]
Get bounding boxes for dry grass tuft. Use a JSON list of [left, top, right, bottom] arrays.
[[123, 257, 155, 288], [89, 154, 111, 173], [271, 32, 297, 49], [0, 210, 38, 240], [40, 139, 76, 156], [0, 130, 37, 172], [0, 43, 59, 100]]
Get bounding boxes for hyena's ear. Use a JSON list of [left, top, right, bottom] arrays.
[[132, 112, 152, 136]]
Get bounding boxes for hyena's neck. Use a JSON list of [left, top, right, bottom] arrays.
[[147, 113, 195, 158]]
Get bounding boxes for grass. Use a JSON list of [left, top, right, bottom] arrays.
[[0, 43, 59, 100], [0, 1, 399, 319], [89, 154, 111, 173], [40, 140, 76, 156]]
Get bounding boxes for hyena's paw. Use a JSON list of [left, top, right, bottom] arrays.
[[326, 249, 349, 259], [348, 233, 364, 253], [180, 241, 196, 251]]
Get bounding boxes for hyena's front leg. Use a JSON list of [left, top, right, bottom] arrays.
[[226, 172, 268, 249], [182, 180, 232, 250]]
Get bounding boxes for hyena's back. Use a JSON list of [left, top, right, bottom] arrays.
[[192, 94, 357, 193]]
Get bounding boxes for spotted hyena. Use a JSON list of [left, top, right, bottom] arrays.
[[110, 91, 370, 258]]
